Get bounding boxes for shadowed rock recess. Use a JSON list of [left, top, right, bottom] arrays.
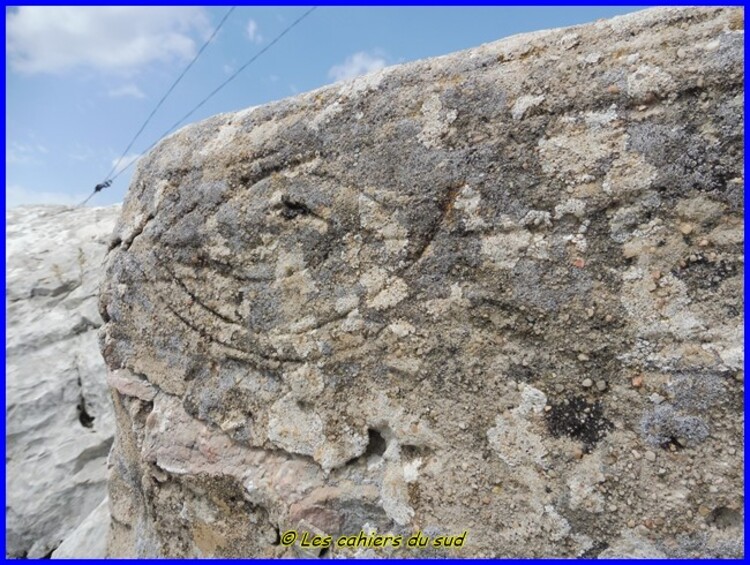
[[100, 7, 743, 558]]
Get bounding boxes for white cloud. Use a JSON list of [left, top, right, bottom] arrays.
[[7, 7, 209, 75], [68, 143, 95, 162], [111, 153, 141, 175], [108, 84, 146, 99], [246, 19, 263, 44], [328, 51, 387, 82], [6, 142, 46, 165], [6, 184, 88, 209]]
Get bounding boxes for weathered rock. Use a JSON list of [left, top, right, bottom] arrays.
[[100, 7, 743, 558], [50, 497, 110, 559], [6, 205, 120, 557]]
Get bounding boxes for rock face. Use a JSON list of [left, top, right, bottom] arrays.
[[6, 205, 120, 557], [50, 497, 111, 559], [100, 8, 744, 558]]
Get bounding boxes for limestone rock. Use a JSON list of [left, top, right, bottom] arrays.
[[100, 7, 743, 558], [50, 497, 110, 559], [6, 205, 119, 557]]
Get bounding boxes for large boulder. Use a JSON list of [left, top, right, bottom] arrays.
[[6, 205, 120, 557], [100, 7, 743, 558]]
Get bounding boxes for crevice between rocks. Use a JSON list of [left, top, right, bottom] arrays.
[[75, 369, 95, 429]]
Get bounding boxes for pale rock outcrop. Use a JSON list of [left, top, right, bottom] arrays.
[[6, 205, 119, 557], [101, 8, 743, 558], [50, 498, 111, 559]]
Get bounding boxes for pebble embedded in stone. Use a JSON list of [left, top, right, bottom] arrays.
[[678, 222, 694, 235]]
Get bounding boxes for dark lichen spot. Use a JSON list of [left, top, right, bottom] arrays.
[[280, 196, 313, 219], [545, 396, 612, 451], [507, 363, 534, 382], [706, 506, 742, 530], [673, 253, 738, 291], [401, 444, 433, 460]]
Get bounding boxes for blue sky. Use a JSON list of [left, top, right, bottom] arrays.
[[6, 6, 648, 208]]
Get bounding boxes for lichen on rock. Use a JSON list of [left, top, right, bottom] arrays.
[[100, 7, 743, 558]]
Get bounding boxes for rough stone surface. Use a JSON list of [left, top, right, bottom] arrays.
[[6, 205, 120, 557], [100, 8, 744, 558], [50, 497, 110, 559]]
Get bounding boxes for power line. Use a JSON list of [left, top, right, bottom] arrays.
[[78, 192, 96, 207], [80, 6, 318, 206], [108, 6, 318, 184], [104, 6, 236, 184]]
